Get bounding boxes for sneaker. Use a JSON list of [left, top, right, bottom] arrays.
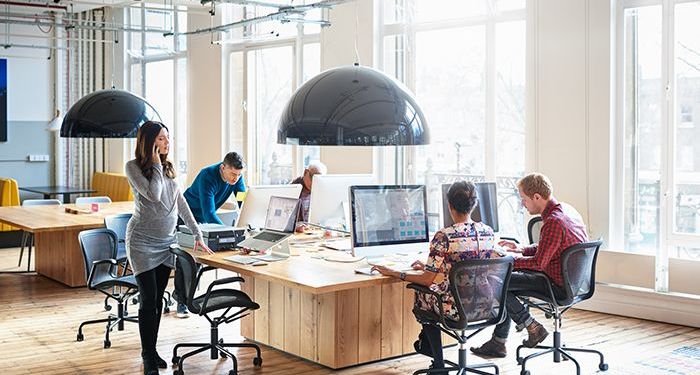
[[522, 320, 549, 348], [176, 303, 189, 318], [470, 338, 507, 358]]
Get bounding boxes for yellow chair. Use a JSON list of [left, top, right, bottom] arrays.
[[0, 177, 20, 231], [91, 172, 134, 202]]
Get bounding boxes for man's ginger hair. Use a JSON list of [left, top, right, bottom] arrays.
[[517, 173, 553, 199]]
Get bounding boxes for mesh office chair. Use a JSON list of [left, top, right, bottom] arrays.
[[527, 216, 543, 245], [514, 239, 607, 375], [76, 228, 139, 349], [18, 199, 62, 271], [169, 245, 262, 375], [76, 196, 113, 204], [408, 257, 514, 375]]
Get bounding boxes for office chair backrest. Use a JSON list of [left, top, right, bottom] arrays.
[[169, 245, 198, 306], [78, 228, 119, 289], [560, 238, 603, 304], [104, 213, 132, 242], [76, 196, 113, 204], [22, 199, 62, 206], [527, 216, 543, 244], [448, 256, 513, 329]]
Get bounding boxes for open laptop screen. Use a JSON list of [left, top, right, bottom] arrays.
[[264, 196, 300, 233], [350, 185, 429, 247]]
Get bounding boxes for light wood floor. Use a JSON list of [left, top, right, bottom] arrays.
[[1, 246, 699, 375]]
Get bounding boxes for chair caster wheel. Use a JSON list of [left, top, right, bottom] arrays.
[[599, 363, 609, 371], [76, 333, 84, 341], [172, 356, 180, 364], [516, 357, 523, 365], [174, 370, 184, 375], [220, 351, 227, 358], [131, 299, 139, 305], [103, 340, 111, 349], [253, 357, 263, 367], [520, 371, 530, 375], [104, 304, 112, 311], [228, 371, 237, 375], [163, 307, 170, 314]]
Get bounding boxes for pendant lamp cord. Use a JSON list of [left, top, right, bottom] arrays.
[[354, 1, 360, 65]]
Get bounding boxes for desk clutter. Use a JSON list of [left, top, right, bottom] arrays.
[[64, 207, 92, 215]]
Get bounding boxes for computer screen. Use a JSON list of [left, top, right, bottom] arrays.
[[350, 185, 429, 247], [237, 184, 303, 229], [264, 196, 300, 233], [441, 182, 499, 232], [308, 174, 376, 228]]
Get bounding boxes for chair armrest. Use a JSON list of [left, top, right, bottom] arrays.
[[406, 283, 451, 327], [87, 258, 118, 288], [517, 270, 560, 305], [199, 276, 246, 313], [194, 265, 218, 289], [499, 236, 520, 244]]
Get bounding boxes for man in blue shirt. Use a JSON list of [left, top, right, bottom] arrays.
[[173, 152, 246, 317], [184, 152, 246, 224]]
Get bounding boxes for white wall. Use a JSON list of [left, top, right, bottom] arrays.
[[186, 13, 225, 186], [319, 0, 375, 174]]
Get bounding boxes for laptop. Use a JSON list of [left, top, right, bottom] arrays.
[[237, 196, 300, 262], [349, 185, 430, 273]]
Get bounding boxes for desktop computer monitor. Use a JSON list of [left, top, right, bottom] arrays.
[[307, 174, 375, 229], [237, 184, 303, 229], [441, 182, 499, 232], [350, 185, 429, 259]]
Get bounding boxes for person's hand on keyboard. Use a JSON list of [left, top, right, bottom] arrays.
[[370, 264, 398, 278], [411, 260, 425, 270]]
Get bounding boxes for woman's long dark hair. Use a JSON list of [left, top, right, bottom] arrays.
[[135, 121, 176, 180]]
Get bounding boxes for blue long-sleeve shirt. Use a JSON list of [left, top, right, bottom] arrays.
[[183, 162, 246, 224]]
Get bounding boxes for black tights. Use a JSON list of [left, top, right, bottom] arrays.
[[135, 264, 171, 361]]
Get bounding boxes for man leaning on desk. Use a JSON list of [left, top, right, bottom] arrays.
[[290, 161, 326, 231], [172, 151, 247, 317]]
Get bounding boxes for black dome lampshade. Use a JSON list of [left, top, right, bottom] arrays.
[[60, 89, 161, 138], [277, 64, 430, 146]]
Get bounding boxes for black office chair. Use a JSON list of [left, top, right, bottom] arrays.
[[527, 216, 543, 245], [169, 245, 262, 375], [103, 213, 173, 314], [408, 256, 514, 375], [76, 228, 139, 349], [514, 239, 608, 375]]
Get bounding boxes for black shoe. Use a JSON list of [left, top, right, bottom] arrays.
[[414, 330, 434, 357], [155, 352, 167, 369], [142, 355, 160, 375]]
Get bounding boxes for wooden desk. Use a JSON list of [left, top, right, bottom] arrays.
[[0, 201, 133, 286], [193, 245, 440, 369]]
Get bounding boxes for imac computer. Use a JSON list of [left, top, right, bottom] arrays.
[[350, 185, 429, 260], [307, 174, 375, 229], [441, 182, 499, 232], [236, 184, 302, 229]]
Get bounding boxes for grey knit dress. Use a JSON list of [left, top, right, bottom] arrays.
[[125, 160, 203, 276]]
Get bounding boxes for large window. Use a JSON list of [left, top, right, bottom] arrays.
[[125, 3, 189, 187], [224, 5, 321, 185], [380, 0, 528, 237], [617, 0, 700, 291]]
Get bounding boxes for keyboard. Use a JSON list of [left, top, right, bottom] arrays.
[[224, 255, 259, 265], [252, 253, 288, 262]]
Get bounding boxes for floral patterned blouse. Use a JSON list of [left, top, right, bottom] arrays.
[[415, 221, 502, 322]]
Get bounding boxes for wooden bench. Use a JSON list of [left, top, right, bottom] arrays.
[[92, 172, 133, 202]]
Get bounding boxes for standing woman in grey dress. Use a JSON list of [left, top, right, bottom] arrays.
[[125, 121, 212, 375]]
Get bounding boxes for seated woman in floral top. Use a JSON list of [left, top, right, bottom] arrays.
[[371, 181, 503, 373]]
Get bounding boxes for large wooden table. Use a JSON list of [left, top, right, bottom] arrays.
[[0, 201, 134, 286], [193, 245, 452, 369]]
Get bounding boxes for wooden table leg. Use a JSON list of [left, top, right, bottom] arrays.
[[34, 229, 86, 287]]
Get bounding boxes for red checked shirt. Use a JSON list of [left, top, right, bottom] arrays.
[[515, 199, 588, 286]]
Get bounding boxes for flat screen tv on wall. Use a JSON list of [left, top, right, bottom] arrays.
[[0, 59, 6, 142]]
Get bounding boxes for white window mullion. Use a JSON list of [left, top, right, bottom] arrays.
[[485, 19, 496, 181], [656, 0, 674, 293]]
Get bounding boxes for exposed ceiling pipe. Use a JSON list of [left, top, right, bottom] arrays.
[[201, 0, 293, 8], [0, 1, 67, 11], [0, 16, 172, 33], [167, 0, 349, 37], [1, 42, 67, 50]]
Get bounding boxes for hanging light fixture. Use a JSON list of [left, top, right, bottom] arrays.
[[60, 89, 161, 138], [277, 64, 429, 146]]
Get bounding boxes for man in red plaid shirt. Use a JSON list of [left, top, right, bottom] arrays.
[[471, 173, 588, 358]]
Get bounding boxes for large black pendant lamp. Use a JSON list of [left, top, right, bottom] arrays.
[[277, 64, 429, 146], [60, 89, 161, 138]]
